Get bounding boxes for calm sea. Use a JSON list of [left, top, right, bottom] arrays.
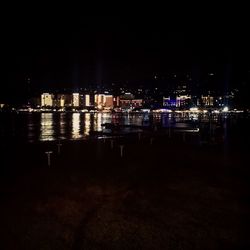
[[0, 112, 197, 142], [0, 111, 243, 143]]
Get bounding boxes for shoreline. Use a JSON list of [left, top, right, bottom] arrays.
[[0, 124, 250, 249]]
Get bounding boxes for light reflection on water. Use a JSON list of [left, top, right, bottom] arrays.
[[0, 112, 233, 142], [27, 113, 35, 142], [72, 113, 81, 139], [60, 113, 66, 139], [94, 113, 102, 132], [84, 113, 91, 136], [40, 113, 55, 141], [37, 112, 205, 141]]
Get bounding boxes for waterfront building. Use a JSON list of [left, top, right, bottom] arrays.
[[72, 93, 80, 107], [94, 94, 105, 108], [201, 95, 214, 107], [41, 93, 53, 107], [104, 95, 113, 108], [176, 95, 191, 108], [113, 96, 120, 107], [85, 94, 91, 107], [119, 99, 143, 109]]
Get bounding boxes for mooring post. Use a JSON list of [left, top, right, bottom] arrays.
[[45, 151, 53, 166]]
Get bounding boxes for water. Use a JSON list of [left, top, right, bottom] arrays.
[[0, 112, 244, 143]]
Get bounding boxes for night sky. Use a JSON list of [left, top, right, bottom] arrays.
[[1, 14, 250, 103]]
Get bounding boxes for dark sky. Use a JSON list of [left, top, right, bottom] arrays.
[[1, 14, 250, 102]]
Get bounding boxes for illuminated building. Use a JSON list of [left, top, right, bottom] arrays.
[[41, 93, 53, 107], [94, 94, 105, 108], [163, 97, 171, 107], [201, 95, 214, 107], [119, 92, 143, 109], [52, 94, 68, 107], [55, 94, 65, 107], [131, 99, 143, 107], [52, 94, 71, 107], [121, 92, 135, 100], [119, 99, 131, 109], [104, 95, 113, 108], [113, 96, 120, 107], [85, 94, 90, 107], [120, 99, 143, 109], [59, 96, 65, 107], [94, 94, 98, 105], [72, 93, 80, 107], [176, 95, 191, 108]]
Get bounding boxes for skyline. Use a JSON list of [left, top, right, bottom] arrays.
[[2, 15, 250, 105]]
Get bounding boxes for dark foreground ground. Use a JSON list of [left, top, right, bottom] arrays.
[[1, 123, 250, 249]]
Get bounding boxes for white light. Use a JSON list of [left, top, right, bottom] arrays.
[[212, 110, 220, 114], [85, 94, 90, 107], [222, 106, 229, 112], [190, 107, 199, 112], [141, 109, 150, 113]]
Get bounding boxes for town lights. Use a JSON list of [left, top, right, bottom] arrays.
[[222, 106, 229, 112], [190, 107, 199, 112]]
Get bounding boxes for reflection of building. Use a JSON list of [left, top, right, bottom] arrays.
[[72, 93, 80, 107], [41, 93, 53, 107], [72, 113, 81, 139], [84, 113, 91, 135], [40, 113, 54, 141]]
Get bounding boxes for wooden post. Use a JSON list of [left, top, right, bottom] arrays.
[[110, 139, 114, 149], [45, 151, 53, 166], [120, 145, 124, 158], [57, 143, 62, 155], [182, 132, 186, 142], [138, 132, 141, 141], [150, 137, 154, 145]]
